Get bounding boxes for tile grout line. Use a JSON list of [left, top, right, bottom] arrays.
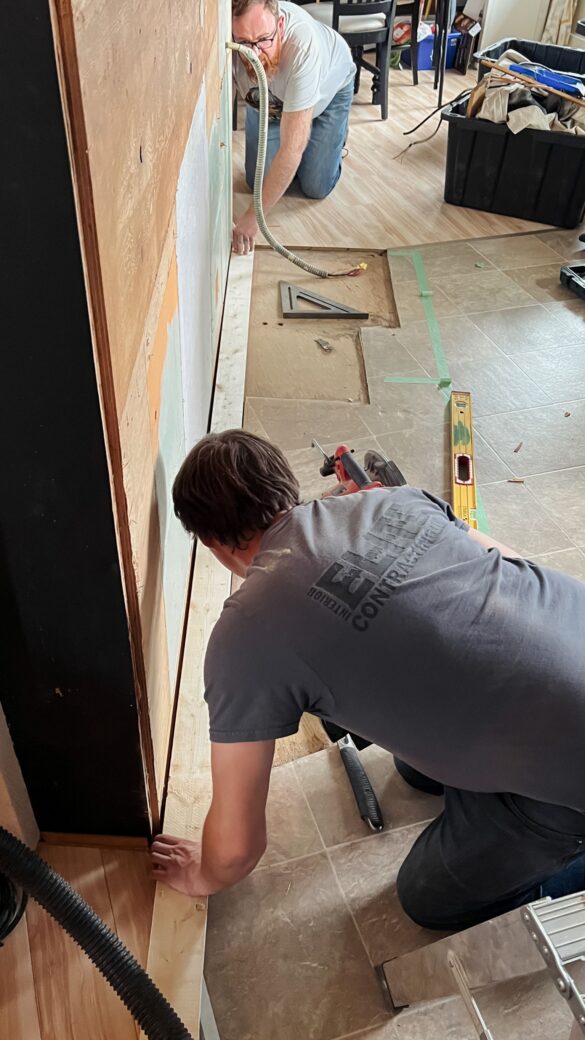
[[324, 843, 379, 971], [291, 758, 328, 855], [328, 1021, 399, 1040], [496, 353, 557, 406], [517, 481, 584, 555], [477, 478, 583, 557], [293, 758, 382, 971]]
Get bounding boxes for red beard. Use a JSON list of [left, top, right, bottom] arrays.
[[241, 35, 282, 81]]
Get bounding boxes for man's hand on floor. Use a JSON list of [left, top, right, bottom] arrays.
[[151, 834, 214, 897], [232, 208, 258, 255]]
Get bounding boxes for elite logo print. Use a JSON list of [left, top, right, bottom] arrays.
[[307, 505, 443, 632]]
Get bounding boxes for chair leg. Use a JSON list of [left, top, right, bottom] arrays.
[[378, 37, 390, 120], [353, 46, 363, 94], [410, 0, 420, 86]]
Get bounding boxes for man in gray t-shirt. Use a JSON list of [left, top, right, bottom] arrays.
[[151, 430, 585, 932], [231, 0, 355, 255]]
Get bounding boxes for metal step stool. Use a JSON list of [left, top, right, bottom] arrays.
[[449, 892, 585, 1039]]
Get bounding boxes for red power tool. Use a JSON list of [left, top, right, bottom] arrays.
[[311, 439, 407, 832], [312, 440, 406, 495]]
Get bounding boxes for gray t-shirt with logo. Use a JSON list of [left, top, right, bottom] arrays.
[[204, 487, 585, 810]]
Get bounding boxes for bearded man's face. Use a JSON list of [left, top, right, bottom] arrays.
[[233, 4, 284, 81]]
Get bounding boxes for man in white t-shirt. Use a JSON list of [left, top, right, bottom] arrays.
[[232, 0, 356, 254]]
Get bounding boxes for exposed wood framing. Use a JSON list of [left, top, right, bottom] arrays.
[[142, 252, 254, 1036]]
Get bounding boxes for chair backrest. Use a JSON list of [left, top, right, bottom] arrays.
[[332, 0, 396, 35]]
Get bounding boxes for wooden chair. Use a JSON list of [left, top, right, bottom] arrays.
[[396, 0, 422, 85], [303, 0, 397, 120]]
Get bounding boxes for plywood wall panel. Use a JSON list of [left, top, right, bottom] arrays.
[[70, 0, 208, 414], [177, 86, 213, 451], [120, 344, 172, 795], [50, 0, 233, 824]]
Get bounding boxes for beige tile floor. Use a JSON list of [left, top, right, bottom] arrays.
[[205, 749, 582, 1040], [206, 220, 585, 1037], [206, 749, 443, 1040]]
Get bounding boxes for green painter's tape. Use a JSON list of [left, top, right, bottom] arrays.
[[387, 250, 490, 534], [388, 249, 450, 389], [475, 487, 490, 535]]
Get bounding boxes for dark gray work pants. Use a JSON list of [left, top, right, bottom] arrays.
[[396, 763, 585, 931]]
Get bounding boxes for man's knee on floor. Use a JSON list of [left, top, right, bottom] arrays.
[[396, 859, 445, 931], [297, 172, 337, 200]]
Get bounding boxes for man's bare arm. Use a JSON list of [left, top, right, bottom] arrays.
[[232, 108, 313, 253], [151, 739, 275, 896], [467, 527, 521, 559], [260, 107, 313, 211]]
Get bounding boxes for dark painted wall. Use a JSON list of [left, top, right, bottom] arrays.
[[0, 2, 150, 835]]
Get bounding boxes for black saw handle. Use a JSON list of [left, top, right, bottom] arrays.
[[338, 734, 384, 831]]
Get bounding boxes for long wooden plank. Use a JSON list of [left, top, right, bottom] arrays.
[[142, 252, 254, 1036]]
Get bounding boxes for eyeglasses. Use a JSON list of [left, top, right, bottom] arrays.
[[233, 23, 279, 52]]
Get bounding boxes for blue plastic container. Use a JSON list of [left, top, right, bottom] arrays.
[[402, 31, 461, 70]]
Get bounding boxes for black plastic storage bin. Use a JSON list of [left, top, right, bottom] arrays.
[[441, 38, 585, 228], [474, 37, 585, 81]]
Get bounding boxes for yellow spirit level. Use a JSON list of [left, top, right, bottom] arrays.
[[450, 390, 478, 530]]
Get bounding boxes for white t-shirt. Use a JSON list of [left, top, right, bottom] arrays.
[[234, 1, 356, 118]]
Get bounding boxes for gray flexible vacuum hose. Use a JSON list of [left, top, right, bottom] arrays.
[[0, 826, 195, 1040], [227, 42, 363, 279]]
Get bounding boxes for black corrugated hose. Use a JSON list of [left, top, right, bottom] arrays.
[[0, 826, 195, 1040]]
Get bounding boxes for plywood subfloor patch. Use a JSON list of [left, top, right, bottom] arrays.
[[246, 248, 397, 403], [0, 844, 154, 1040]]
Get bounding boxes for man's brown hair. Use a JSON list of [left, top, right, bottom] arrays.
[[232, 0, 278, 20], [172, 429, 300, 548]]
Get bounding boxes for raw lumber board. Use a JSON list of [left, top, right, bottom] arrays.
[[245, 247, 398, 403], [142, 253, 254, 1037], [383, 906, 543, 1008]]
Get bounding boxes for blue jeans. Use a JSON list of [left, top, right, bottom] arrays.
[[244, 80, 354, 200], [395, 761, 585, 931]]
